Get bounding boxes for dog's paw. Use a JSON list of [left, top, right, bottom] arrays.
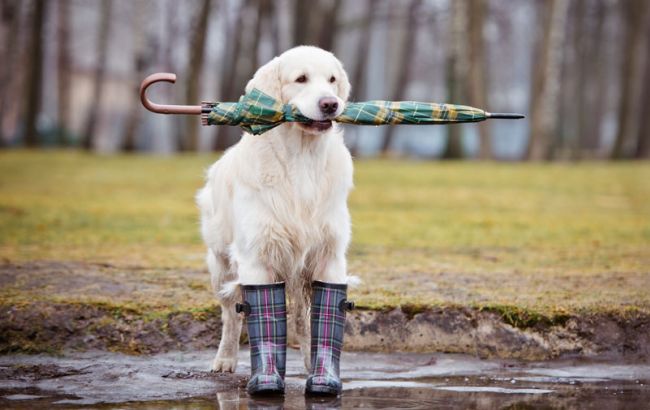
[[211, 356, 238, 373]]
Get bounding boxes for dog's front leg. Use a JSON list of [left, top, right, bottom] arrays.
[[290, 278, 312, 371], [209, 251, 243, 373], [304, 226, 354, 395], [235, 246, 288, 394], [213, 299, 243, 372]]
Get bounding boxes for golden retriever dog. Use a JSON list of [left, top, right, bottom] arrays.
[[196, 46, 355, 375]]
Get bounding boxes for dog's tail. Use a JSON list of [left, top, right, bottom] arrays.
[[346, 274, 362, 288]]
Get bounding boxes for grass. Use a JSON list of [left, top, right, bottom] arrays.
[[1, 150, 648, 316]]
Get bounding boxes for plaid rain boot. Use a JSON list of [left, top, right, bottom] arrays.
[[305, 281, 354, 396], [236, 282, 287, 395]]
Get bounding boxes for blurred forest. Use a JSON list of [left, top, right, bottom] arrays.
[[1, 0, 649, 160]]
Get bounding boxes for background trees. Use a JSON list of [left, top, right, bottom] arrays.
[[0, 0, 648, 161]]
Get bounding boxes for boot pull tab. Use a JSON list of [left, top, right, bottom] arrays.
[[235, 302, 251, 315], [339, 299, 355, 312]]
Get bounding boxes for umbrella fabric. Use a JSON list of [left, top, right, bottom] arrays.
[[202, 88, 487, 135]]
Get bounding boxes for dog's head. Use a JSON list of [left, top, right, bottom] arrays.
[[245, 46, 351, 134]]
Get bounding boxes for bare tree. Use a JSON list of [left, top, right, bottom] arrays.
[[268, 0, 281, 56], [467, 0, 491, 159], [121, 1, 152, 152], [611, 0, 650, 159], [441, 0, 467, 160], [57, 0, 71, 146], [554, 0, 580, 160], [293, 0, 310, 45], [380, 0, 421, 155], [293, 0, 341, 49], [567, 0, 587, 159], [161, 0, 179, 72], [0, 0, 22, 146], [220, 0, 246, 103], [23, 0, 47, 147], [635, 18, 650, 159], [526, 0, 569, 161], [317, 0, 342, 51], [182, 0, 212, 151], [347, 0, 378, 156], [351, 0, 377, 101], [578, 0, 607, 158], [214, 0, 248, 151], [81, 0, 113, 150], [251, 0, 265, 70]]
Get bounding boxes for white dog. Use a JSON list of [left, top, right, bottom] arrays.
[[196, 46, 354, 373]]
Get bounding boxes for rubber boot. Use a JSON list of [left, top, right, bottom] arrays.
[[305, 281, 354, 396], [236, 282, 287, 395]]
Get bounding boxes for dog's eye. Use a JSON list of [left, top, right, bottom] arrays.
[[296, 75, 307, 83], [329, 76, 336, 83]]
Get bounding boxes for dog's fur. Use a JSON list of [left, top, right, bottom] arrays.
[[196, 46, 354, 372]]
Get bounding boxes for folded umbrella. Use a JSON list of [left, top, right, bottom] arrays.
[[141, 73, 524, 135]]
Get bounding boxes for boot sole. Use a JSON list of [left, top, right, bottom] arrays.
[[248, 383, 285, 396], [305, 384, 341, 396]]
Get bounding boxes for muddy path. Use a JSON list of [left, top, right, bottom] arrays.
[[1, 261, 649, 360], [1, 349, 649, 409], [2, 299, 649, 361]]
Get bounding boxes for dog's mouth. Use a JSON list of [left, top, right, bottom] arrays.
[[298, 120, 333, 132]]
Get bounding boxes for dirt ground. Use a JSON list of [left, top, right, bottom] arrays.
[[1, 261, 648, 360]]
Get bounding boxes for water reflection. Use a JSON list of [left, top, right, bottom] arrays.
[[216, 390, 342, 410]]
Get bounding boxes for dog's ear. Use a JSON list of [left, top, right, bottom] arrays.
[[335, 60, 351, 102], [245, 57, 282, 100]]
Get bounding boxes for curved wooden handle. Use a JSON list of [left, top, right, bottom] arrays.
[[139, 72, 203, 115]]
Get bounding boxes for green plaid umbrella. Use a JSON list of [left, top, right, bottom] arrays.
[[201, 88, 523, 135]]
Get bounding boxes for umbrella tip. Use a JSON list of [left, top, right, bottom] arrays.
[[487, 112, 525, 120]]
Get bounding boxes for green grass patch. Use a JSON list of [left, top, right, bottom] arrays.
[[1, 150, 648, 315]]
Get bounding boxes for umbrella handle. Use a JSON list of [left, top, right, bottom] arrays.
[[140, 72, 204, 115]]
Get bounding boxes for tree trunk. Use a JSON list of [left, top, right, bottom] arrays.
[[467, 0, 491, 160], [611, 0, 650, 159], [317, 0, 342, 51], [57, 0, 71, 146], [293, 0, 310, 45], [380, 0, 421, 155], [568, 0, 586, 159], [81, 0, 112, 151], [635, 18, 650, 159], [350, 0, 376, 101], [441, 0, 467, 160], [251, 0, 265, 71], [578, 0, 607, 158], [214, 0, 247, 151], [161, 0, 179, 72], [0, 0, 22, 146], [23, 0, 47, 147], [268, 0, 281, 56], [182, 0, 212, 152], [526, 0, 569, 161], [553, 0, 578, 160], [347, 0, 377, 156], [121, 1, 149, 152]]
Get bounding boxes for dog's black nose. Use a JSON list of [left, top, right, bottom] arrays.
[[319, 97, 339, 115]]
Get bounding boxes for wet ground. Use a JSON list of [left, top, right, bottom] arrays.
[[0, 349, 648, 409]]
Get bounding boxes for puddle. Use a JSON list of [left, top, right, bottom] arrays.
[[0, 349, 648, 409]]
